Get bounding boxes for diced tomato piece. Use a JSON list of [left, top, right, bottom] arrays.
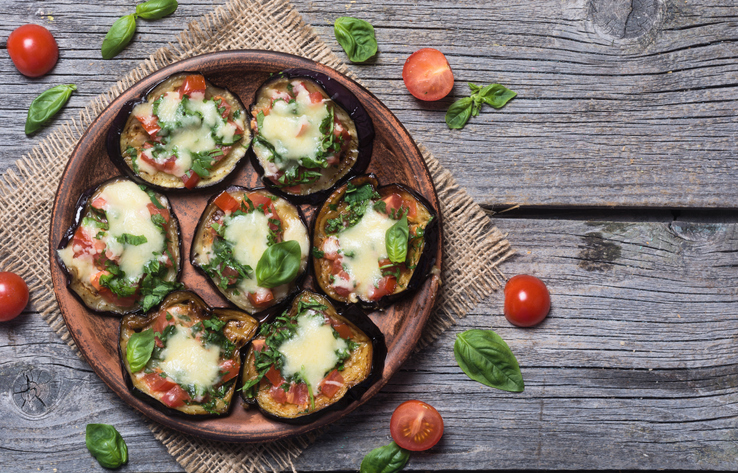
[[91, 197, 107, 210], [296, 121, 310, 137], [213, 191, 240, 213], [218, 359, 240, 384], [218, 145, 232, 158], [269, 384, 288, 404], [248, 289, 274, 307], [402, 198, 417, 219], [321, 237, 340, 260], [212, 95, 231, 118], [282, 184, 302, 194], [330, 321, 353, 339], [136, 114, 161, 137], [90, 271, 110, 292], [251, 339, 266, 352], [326, 154, 340, 166], [161, 385, 190, 408], [140, 152, 177, 172], [369, 276, 397, 301], [265, 365, 284, 387], [72, 226, 105, 258], [219, 266, 240, 286], [333, 284, 351, 297], [382, 193, 403, 216], [309, 91, 324, 104], [179, 74, 207, 98], [143, 372, 176, 392], [333, 120, 350, 142], [181, 171, 200, 189], [90, 271, 137, 307], [247, 192, 274, 213], [152, 310, 176, 335], [147, 203, 170, 224], [319, 370, 345, 398], [286, 383, 309, 406]]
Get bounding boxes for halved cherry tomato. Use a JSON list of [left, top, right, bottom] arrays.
[[0, 272, 29, 321], [402, 48, 454, 101], [7, 24, 59, 77], [389, 400, 444, 451], [504, 274, 550, 327], [213, 191, 240, 213]]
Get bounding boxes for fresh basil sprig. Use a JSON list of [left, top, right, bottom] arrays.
[[102, 0, 178, 59], [85, 424, 128, 469], [334, 17, 378, 63], [385, 215, 409, 264], [136, 0, 179, 20], [101, 14, 137, 60], [256, 240, 301, 288], [454, 329, 524, 392], [445, 82, 516, 129], [25, 84, 76, 135], [360, 441, 410, 473], [126, 329, 155, 373]]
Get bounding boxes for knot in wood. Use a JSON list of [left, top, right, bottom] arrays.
[[588, 0, 661, 41], [11, 368, 59, 417], [578, 231, 622, 272]]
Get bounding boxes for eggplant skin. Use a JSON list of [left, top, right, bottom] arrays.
[[119, 291, 258, 417], [190, 186, 310, 319], [312, 174, 438, 310], [249, 69, 373, 204], [56, 177, 182, 316], [240, 291, 378, 422], [110, 72, 251, 191]]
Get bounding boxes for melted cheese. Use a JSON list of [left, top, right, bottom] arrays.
[[223, 211, 271, 294], [99, 180, 166, 280], [282, 213, 310, 267], [158, 326, 221, 389], [278, 311, 348, 395], [259, 94, 329, 162], [57, 247, 96, 286], [335, 208, 395, 299]]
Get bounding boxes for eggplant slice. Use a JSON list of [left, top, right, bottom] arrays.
[[56, 177, 182, 315], [240, 291, 385, 422], [191, 186, 310, 318], [110, 72, 251, 190], [249, 70, 373, 203], [120, 291, 258, 416], [312, 174, 438, 309]]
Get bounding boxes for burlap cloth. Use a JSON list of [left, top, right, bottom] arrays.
[[0, 0, 514, 471]]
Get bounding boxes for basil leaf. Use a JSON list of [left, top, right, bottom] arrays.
[[445, 97, 473, 129], [136, 0, 178, 20], [25, 84, 77, 135], [256, 240, 301, 288], [360, 441, 410, 473], [334, 17, 378, 63], [126, 329, 155, 373], [454, 329, 524, 392], [117, 233, 148, 246], [385, 215, 409, 264], [85, 424, 128, 469], [101, 14, 137, 60], [480, 84, 517, 109]]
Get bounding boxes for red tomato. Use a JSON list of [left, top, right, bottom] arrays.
[[504, 274, 551, 327], [213, 191, 240, 212], [248, 289, 274, 308], [181, 171, 200, 189], [179, 75, 207, 98], [135, 114, 161, 137], [161, 385, 190, 408], [7, 24, 59, 77], [390, 400, 444, 451], [265, 365, 284, 387], [368, 276, 396, 301], [0, 272, 29, 321], [218, 359, 240, 384], [402, 48, 454, 101], [143, 372, 176, 393], [319, 369, 344, 398]]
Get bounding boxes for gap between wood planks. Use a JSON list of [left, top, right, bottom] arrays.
[[484, 205, 738, 224]]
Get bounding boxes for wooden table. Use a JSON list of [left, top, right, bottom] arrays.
[[1, 0, 736, 471]]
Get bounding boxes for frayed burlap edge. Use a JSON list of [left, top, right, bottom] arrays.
[[0, 0, 513, 471]]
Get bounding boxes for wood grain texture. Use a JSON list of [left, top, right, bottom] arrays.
[[3, 216, 738, 471]]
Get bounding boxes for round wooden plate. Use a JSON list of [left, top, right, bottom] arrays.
[[49, 50, 442, 442]]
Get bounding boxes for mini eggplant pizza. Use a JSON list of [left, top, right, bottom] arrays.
[[119, 291, 258, 416], [240, 291, 374, 420], [57, 178, 182, 315], [250, 74, 364, 199], [191, 187, 309, 316], [313, 175, 437, 307], [116, 73, 250, 190]]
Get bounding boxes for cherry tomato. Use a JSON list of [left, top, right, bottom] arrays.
[[402, 48, 454, 101], [0, 272, 29, 321], [7, 24, 59, 78], [504, 274, 551, 327], [389, 400, 444, 451]]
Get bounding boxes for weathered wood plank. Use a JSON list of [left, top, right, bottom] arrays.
[[2, 216, 737, 471], [0, 0, 735, 208]]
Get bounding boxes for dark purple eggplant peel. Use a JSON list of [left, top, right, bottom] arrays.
[[107, 72, 251, 191], [56, 177, 182, 316], [119, 291, 259, 417], [312, 174, 439, 310], [240, 291, 386, 423], [249, 69, 374, 204], [190, 186, 310, 320]]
